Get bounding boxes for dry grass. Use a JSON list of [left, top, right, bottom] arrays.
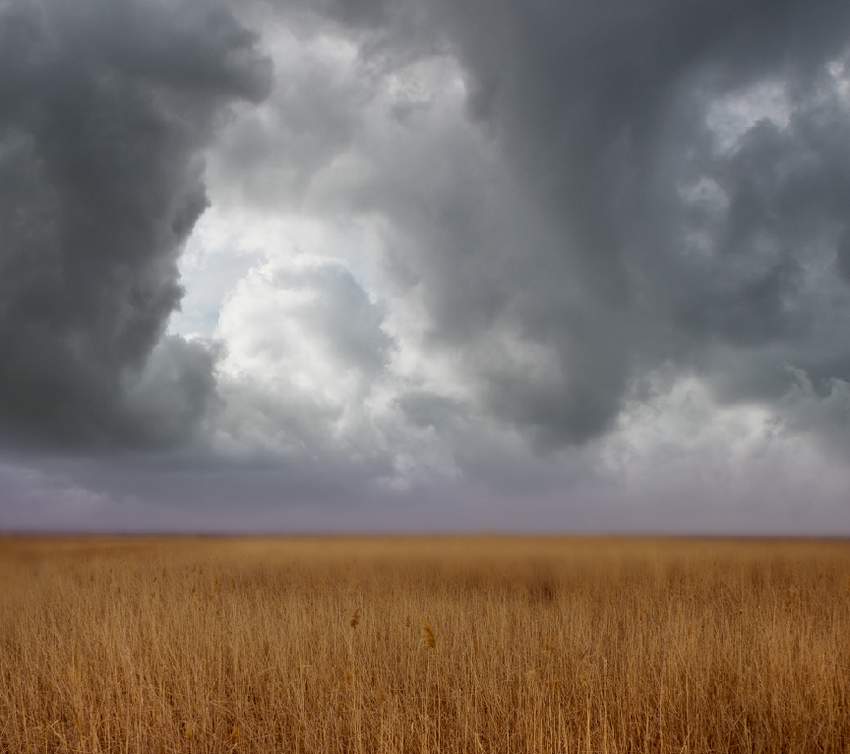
[[1, 536, 849, 753]]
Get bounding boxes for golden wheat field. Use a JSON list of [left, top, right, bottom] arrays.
[[1, 536, 849, 754]]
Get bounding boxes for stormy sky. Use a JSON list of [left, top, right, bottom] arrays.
[[2, 0, 850, 533]]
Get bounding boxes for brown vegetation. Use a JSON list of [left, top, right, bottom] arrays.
[[1, 535, 849, 753]]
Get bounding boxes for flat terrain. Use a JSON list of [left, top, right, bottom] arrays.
[[1, 536, 849, 753]]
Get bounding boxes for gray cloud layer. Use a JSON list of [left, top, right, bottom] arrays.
[[217, 0, 850, 452], [0, 0, 269, 449], [358, 0, 850, 446], [2, 0, 850, 530]]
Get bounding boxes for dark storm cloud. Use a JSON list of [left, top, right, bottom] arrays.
[[267, 0, 850, 447], [441, 0, 850, 443], [4, 0, 850, 531], [0, 0, 270, 449]]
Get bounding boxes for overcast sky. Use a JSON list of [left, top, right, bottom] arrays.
[[2, 0, 850, 533]]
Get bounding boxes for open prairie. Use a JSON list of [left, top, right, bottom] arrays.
[[1, 536, 849, 754]]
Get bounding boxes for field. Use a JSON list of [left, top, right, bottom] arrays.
[[1, 536, 849, 754]]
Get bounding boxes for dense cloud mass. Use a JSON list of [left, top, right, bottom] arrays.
[[0, 0, 269, 448], [331, 0, 850, 447], [1, 0, 850, 531]]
